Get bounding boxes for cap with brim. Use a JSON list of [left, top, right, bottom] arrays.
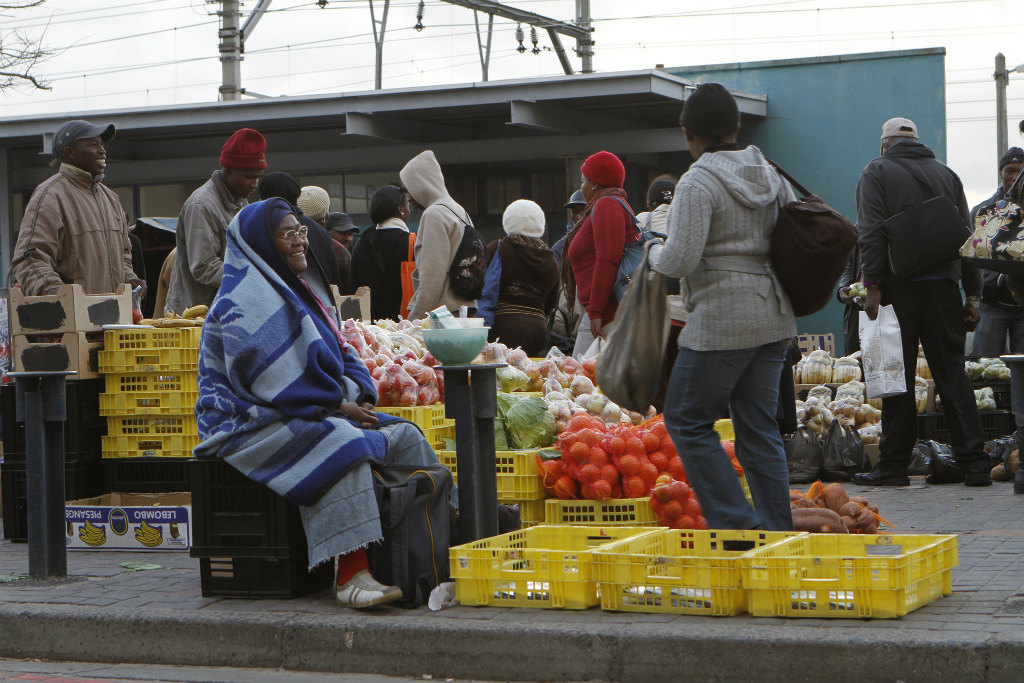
[[565, 190, 586, 208], [324, 213, 358, 232], [50, 120, 115, 167]]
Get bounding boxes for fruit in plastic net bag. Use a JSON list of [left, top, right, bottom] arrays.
[[831, 356, 862, 383], [403, 361, 440, 405], [381, 363, 419, 407], [801, 349, 834, 385], [975, 387, 998, 412], [983, 362, 1011, 380], [916, 355, 931, 380], [806, 384, 833, 403], [915, 376, 929, 413], [570, 374, 596, 398], [483, 342, 509, 363], [497, 365, 529, 393], [835, 380, 865, 403], [964, 361, 985, 380], [506, 347, 529, 370]]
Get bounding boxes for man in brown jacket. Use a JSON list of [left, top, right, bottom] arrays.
[[11, 119, 141, 296]]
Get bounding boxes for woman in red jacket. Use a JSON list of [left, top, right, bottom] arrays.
[[563, 150, 640, 358]]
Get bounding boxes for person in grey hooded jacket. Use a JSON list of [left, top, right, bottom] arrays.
[[399, 150, 477, 320], [648, 83, 796, 533]]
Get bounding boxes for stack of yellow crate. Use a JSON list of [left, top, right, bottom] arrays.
[[98, 327, 202, 458]]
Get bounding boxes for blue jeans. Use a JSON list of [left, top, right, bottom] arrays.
[[971, 302, 1024, 356], [664, 340, 794, 531]]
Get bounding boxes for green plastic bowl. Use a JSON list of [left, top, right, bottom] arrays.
[[422, 327, 489, 365]]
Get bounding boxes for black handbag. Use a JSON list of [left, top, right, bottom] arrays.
[[367, 463, 453, 608], [881, 158, 971, 279]]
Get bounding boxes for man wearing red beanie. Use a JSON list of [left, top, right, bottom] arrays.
[[166, 128, 267, 313]]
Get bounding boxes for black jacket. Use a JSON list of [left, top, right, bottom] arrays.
[[856, 140, 981, 296], [351, 225, 414, 321]]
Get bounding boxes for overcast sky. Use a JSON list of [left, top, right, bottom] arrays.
[[0, 0, 1021, 205]]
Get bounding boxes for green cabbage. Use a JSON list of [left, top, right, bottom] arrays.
[[504, 396, 556, 449]]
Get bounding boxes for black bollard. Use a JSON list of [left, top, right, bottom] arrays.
[[11, 370, 75, 580], [442, 363, 504, 543]]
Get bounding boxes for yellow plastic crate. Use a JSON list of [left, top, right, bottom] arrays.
[[450, 525, 653, 609], [100, 391, 198, 416], [741, 533, 958, 619], [593, 529, 805, 616], [376, 404, 452, 430], [105, 372, 198, 395], [545, 498, 660, 526], [437, 449, 544, 501], [107, 415, 198, 437], [515, 499, 546, 528], [102, 433, 199, 458], [422, 424, 455, 451], [714, 419, 734, 441], [98, 346, 199, 373], [103, 327, 202, 351]]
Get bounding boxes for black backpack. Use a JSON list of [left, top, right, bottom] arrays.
[[441, 204, 486, 300], [368, 463, 453, 608]]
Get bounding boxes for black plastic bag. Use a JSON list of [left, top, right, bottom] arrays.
[[908, 440, 941, 476], [821, 420, 864, 481], [786, 426, 823, 484], [924, 442, 964, 484], [985, 436, 1018, 468]]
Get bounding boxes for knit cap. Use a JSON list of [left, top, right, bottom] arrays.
[[297, 186, 330, 221], [1000, 147, 1024, 170], [503, 199, 546, 238], [580, 151, 625, 189], [220, 128, 267, 169]]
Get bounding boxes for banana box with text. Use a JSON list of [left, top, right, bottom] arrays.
[[65, 493, 191, 551]]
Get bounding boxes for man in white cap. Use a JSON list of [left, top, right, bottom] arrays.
[[855, 116, 988, 487], [11, 119, 142, 296]]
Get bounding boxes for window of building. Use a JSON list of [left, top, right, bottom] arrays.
[[343, 172, 400, 225], [139, 183, 197, 219]]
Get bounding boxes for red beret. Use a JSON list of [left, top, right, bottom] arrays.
[[220, 128, 267, 170], [580, 150, 625, 189]]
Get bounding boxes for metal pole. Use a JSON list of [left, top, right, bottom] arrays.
[[369, 0, 391, 90], [996, 53, 1008, 167], [547, 28, 573, 76], [218, 0, 243, 101], [474, 10, 494, 82], [576, 0, 593, 73], [15, 372, 72, 580]]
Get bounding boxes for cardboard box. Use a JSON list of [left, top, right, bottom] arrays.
[[10, 284, 131, 335], [65, 492, 191, 551], [332, 285, 371, 321], [797, 333, 836, 356], [12, 331, 103, 379]]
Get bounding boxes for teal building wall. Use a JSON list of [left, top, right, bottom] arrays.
[[668, 48, 948, 352]]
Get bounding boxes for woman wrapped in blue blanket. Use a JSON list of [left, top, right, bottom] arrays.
[[194, 197, 440, 609]]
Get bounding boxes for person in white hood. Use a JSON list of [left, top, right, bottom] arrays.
[[399, 150, 477, 320], [648, 83, 796, 533]]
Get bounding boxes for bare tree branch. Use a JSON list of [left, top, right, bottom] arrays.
[[0, 1, 56, 91]]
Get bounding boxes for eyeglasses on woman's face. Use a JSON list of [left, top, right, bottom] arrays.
[[275, 225, 309, 242]]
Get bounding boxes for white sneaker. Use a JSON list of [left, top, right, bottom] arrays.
[[335, 569, 403, 609]]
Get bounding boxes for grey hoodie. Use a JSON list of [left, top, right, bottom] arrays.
[[649, 145, 796, 351], [399, 151, 477, 319]]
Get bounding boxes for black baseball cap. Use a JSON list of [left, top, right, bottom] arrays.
[[565, 190, 586, 208], [50, 119, 115, 166], [324, 212, 359, 233]]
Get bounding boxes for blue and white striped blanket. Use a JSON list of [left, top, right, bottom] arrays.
[[195, 199, 400, 506]]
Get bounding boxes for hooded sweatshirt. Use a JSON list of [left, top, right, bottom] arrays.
[[649, 145, 796, 351], [399, 151, 476, 319]]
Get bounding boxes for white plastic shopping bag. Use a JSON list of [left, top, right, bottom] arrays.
[[859, 305, 907, 399]]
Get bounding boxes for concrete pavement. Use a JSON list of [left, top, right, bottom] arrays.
[[2, 479, 1024, 683]]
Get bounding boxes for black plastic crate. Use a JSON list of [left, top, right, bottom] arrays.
[[103, 457, 190, 493], [917, 410, 1016, 444], [1, 459, 104, 542], [198, 556, 332, 599], [976, 381, 1013, 412], [1, 379, 106, 463], [188, 457, 301, 558]]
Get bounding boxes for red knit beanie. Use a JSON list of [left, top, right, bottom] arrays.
[[580, 150, 625, 188], [220, 128, 267, 170]]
